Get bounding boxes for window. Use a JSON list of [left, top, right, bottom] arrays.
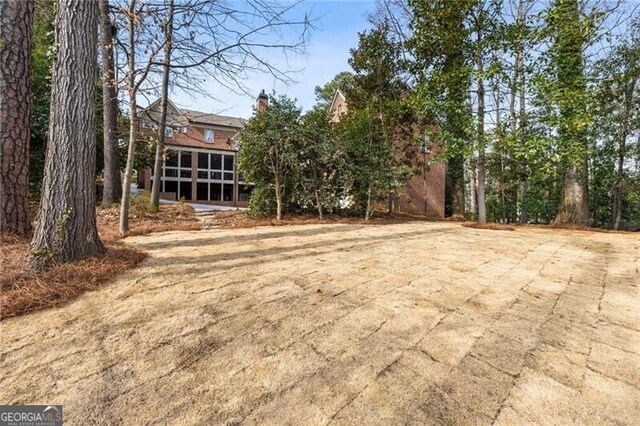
[[179, 182, 192, 200], [164, 126, 174, 138], [211, 154, 222, 170], [180, 151, 192, 168], [163, 149, 192, 183], [165, 151, 179, 167], [210, 183, 222, 201], [204, 129, 214, 144], [198, 153, 209, 169], [224, 156, 234, 171], [222, 184, 234, 201], [164, 181, 178, 197], [238, 185, 253, 202], [194, 152, 236, 202], [197, 183, 208, 201]]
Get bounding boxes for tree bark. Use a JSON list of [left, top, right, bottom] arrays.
[[612, 73, 636, 230], [0, 0, 34, 238], [274, 178, 282, 221], [556, 164, 589, 226], [314, 187, 323, 220], [469, 158, 477, 216], [119, 0, 138, 234], [150, 0, 174, 209], [553, 0, 589, 226], [476, 19, 486, 224], [99, 0, 122, 207], [450, 156, 465, 218], [515, 0, 528, 224], [27, 0, 104, 271]]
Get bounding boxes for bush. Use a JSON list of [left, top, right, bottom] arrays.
[[129, 191, 158, 214]]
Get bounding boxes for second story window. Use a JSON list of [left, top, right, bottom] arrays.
[[164, 126, 174, 138], [204, 129, 214, 144]]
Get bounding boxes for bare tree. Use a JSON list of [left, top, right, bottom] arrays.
[[27, 0, 104, 272], [114, 0, 312, 228], [99, 0, 122, 207], [0, 0, 34, 238], [116, 0, 165, 233], [150, 0, 174, 210]]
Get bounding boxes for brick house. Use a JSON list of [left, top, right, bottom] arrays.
[[138, 96, 262, 207], [328, 90, 446, 218]]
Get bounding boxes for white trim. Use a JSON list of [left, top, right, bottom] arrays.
[[165, 144, 236, 155], [329, 89, 347, 115], [204, 128, 215, 144]]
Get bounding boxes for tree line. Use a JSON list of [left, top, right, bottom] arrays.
[[239, 0, 640, 230]]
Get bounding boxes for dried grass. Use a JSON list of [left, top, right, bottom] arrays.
[[0, 202, 200, 320]]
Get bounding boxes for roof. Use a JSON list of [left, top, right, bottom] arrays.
[[180, 109, 246, 129], [139, 98, 246, 130]]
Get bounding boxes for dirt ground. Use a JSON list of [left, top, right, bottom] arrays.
[[1, 222, 639, 425]]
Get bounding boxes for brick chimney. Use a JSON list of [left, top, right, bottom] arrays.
[[256, 89, 268, 113]]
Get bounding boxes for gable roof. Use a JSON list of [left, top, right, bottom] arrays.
[[139, 98, 246, 130], [328, 89, 347, 115]]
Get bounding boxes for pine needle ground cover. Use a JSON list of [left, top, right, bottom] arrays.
[[0, 203, 200, 319]]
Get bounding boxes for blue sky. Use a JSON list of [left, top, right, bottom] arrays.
[[170, 1, 376, 119]]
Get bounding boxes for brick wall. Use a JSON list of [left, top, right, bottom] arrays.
[[398, 162, 446, 218]]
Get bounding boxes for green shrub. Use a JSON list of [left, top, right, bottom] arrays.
[[130, 191, 158, 214]]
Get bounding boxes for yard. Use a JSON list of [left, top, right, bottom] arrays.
[[1, 222, 639, 424]]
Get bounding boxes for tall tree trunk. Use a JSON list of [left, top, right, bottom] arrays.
[[515, 0, 528, 224], [509, 56, 518, 217], [450, 156, 465, 218], [612, 75, 636, 230], [556, 164, 589, 225], [553, 0, 589, 226], [99, 0, 122, 207], [365, 185, 372, 221], [150, 0, 174, 210], [315, 187, 323, 220], [0, 0, 34, 238], [469, 158, 477, 216], [27, 0, 103, 271], [493, 78, 505, 223], [476, 20, 486, 224], [612, 149, 623, 230], [274, 177, 282, 221], [119, 0, 138, 234]]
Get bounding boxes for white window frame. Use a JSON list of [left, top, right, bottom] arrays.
[[204, 128, 215, 144]]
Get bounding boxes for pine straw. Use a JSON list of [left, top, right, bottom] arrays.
[[461, 221, 639, 235], [209, 210, 436, 229], [1, 203, 200, 320], [461, 222, 516, 231]]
